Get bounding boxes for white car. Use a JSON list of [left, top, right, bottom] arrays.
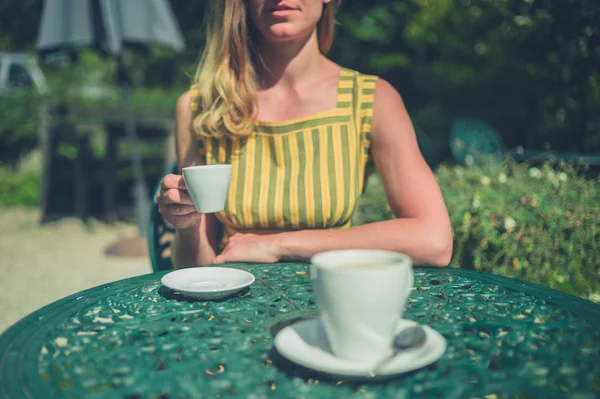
[[0, 52, 48, 95]]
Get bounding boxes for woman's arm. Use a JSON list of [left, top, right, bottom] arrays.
[[213, 79, 453, 267], [280, 79, 452, 266], [168, 91, 219, 267]]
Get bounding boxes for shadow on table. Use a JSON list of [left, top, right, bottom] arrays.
[[157, 286, 251, 303], [268, 347, 418, 387], [267, 312, 419, 387]]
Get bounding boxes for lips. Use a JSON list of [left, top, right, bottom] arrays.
[[266, 4, 296, 12]]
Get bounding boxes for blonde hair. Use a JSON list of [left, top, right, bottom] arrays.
[[192, 0, 340, 138]]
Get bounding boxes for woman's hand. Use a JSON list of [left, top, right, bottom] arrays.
[[212, 233, 282, 264], [156, 173, 201, 230]]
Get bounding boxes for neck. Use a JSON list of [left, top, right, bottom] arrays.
[[257, 30, 326, 88]]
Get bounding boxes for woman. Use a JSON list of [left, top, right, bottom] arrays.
[[157, 0, 453, 268]]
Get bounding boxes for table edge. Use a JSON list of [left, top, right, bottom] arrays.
[[431, 266, 600, 324]]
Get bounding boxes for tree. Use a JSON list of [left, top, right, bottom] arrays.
[[333, 0, 600, 153]]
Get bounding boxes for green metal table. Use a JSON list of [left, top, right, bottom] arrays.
[[1, 263, 599, 399]]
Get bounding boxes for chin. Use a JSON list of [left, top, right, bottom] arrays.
[[266, 25, 301, 39], [259, 22, 314, 43]]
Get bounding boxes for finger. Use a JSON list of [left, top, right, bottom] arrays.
[[161, 174, 187, 190], [162, 213, 200, 229], [158, 203, 196, 217], [162, 204, 197, 216], [212, 255, 225, 264], [163, 189, 194, 206], [155, 188, 169, 203]]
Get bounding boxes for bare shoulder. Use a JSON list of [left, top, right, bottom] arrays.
[[176, 90, 193, 118], [371, 78, 414, 144], [175, 91, 194, 136], [373, 78, 406, 116], [174, 90, 201, 167]]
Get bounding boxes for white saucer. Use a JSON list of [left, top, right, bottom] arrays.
[[274, 318, 446, 379], [161, 267, 255, 300]]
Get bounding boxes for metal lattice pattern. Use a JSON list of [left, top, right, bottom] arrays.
[[1, 264, 599, 398]]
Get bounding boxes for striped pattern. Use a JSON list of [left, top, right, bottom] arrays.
[[193, 68, 378, 245]]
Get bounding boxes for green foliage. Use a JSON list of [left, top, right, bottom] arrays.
[[43, 50, 183, 111], [334, 0, 600, 156], [3, 0, 599, 157], [0, 90, 40, 168], [0, 51, 181, 165], [405, 0, 600, 153], [0, 0, 40, 51], [355, 161, 600, 303], [0, 167, 40, 207]]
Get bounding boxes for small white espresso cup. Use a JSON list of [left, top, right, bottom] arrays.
[[310, 249, 414, 364], [181, 164, 232, 214]]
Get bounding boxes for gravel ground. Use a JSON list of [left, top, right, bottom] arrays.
[[0, 208, 150, 334]]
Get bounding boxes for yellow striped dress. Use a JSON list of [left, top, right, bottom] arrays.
[[191, 68, 378, 247]]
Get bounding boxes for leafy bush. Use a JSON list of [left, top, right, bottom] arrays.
[[0, 167, 40, 207], [334, 0, 600, 154], [43, 50, 184, 112], [0, 69, 180, 168], [355, 161, 600, 303], [0, 90, 40, 168]]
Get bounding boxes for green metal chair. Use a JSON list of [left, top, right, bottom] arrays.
[[148, 162, 177, 272], [450, 117, 505, 168], [450, 117, 600, 168]]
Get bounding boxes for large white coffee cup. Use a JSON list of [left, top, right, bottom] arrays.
[[181, 164, 232, 213], [310, 249, 414, 364]]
